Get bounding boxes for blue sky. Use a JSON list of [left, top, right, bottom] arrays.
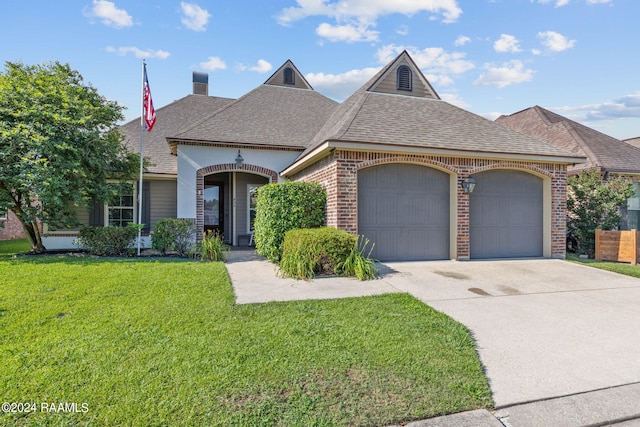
[[2, 0, 639, 139]]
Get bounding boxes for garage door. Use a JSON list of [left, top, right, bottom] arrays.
[[358, 163, 450, 261], [470, 170, 543, 259]]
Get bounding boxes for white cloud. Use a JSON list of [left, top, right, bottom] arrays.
[[106, 46, 170, 59], [554, 92, 640, 121], [306, 67, 380, 100], [454, 35, 471, 46], [440, 93, 470, 109], [377, 44, 475, 79], [473, 60, 534, 88], [537, 30, 576, 52], [239, 59, 273, 73], [85, 0, 132, 28], [277, 0, 463, 25], [494, 34, 521, 53], [531, 0, 570, 6], [481, 112, 505, 121], [396, 25, 409, 36], [180, 2, 211, 32], [200, 56, 227, 71], [586, 0, 612, 3], [316, 22, 379, 42]]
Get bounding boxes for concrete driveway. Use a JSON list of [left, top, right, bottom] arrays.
[[381, 259, 640, 408]]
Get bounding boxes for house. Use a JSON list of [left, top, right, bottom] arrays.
[[0, 209, 26, 240], [496, 106, 640, 229], [43, 51, 585, 260]]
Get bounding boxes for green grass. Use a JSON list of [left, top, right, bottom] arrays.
[[566, 253, 640, 278], [0, 256, 492, 426], [0, 238, 30, 257]]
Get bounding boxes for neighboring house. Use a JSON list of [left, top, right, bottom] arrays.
[[496, 106, 640, 229], [0, 209, 26, 240], [43, 51, 585, 261]]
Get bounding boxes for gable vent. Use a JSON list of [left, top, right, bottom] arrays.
[[397, 65, 412, 91], [283, 67, 295, 85]]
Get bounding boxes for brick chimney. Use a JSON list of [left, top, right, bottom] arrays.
[[192, 71, 208, 95]]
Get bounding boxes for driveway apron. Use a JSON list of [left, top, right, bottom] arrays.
[[381, 259, 640, 407]]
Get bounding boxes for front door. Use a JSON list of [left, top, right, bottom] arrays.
[[204, 181, 224, 237]]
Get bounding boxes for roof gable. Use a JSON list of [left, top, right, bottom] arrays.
[[367, 50, 439, 100], [264, 60, 313, 90]]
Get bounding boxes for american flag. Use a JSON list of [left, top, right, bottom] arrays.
[[143, 65, 156, 132]]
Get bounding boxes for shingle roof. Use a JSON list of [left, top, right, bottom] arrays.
[[170, 84, 338, 149], [497, 106, 640, 173], [297, 53, 578, 162], [120, 94, 234, 175]]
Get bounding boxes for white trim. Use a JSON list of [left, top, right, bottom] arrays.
[[104, 182, 137, 227], [246, 183, 264, 233]]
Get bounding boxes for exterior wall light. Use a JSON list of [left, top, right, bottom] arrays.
[[235, 150, 244, 169], [461, 176, 476, 194]]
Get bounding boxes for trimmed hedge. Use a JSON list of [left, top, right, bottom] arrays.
[[77, 224, 140, 256], [279, 227, 356, 279], [151, 218, 196, 256], [254, 181, 326, 262]]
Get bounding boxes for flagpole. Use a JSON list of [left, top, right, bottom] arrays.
[[137, 60, 145, 256]]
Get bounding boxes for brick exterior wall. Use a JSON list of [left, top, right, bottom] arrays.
[[292, 150, 568, 259], [0, 210, 26, 240]]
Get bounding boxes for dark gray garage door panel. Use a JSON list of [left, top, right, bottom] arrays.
[[470, 170, 543, 259], [358, 164, 449, 261]]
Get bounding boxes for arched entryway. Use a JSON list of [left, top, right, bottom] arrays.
[[197, 164, 275, 246]]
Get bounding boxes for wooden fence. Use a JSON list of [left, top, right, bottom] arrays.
[[595, 229, 640, 264]]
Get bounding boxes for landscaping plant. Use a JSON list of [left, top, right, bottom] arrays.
[[199, 230, 229, 261], [567, 168, 634, 257], [280, 227, 354, 279], [76, 223, 141, 256], [253, 182, 326, 262], [336, 235, 378, 280], [151, 218, 196, 256]]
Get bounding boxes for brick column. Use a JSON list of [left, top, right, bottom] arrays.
[[456, 173, 471, 260]]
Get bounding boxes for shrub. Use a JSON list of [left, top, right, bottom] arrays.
[[254, 182, 326, 262], [77, 224, 141, 256], [151, 218, 196, 256], [336, 235, 378, 281], [199, 231, 229, 262], [279, 227, 356, 280]]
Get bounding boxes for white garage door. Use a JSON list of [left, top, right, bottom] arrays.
[[358, 164, 450, 261]]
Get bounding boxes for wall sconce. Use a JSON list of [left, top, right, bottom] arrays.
[[235, 150, 244, 169], [461, 177, 476, 194]]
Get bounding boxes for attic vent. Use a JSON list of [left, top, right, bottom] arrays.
[[397, 65, 412, 91], [283, 67, 295, 85]]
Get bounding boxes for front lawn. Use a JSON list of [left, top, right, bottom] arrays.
[[0, 238, 30, 257], [0, 256, 491, 426], [567, 253, 640, 278]]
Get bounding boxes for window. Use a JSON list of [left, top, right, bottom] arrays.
[[106, 183, 135, 227], [626, 183, 640, 230], [397, 65, 412, 91], [247, 184, 263, 232], [0, 208, 6, 221], [283, 67, 295, 85]]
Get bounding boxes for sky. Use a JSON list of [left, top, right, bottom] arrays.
[[2, 0, 639, 140]]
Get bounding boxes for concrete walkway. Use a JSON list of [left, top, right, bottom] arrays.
[[226, 250, 640, 426]]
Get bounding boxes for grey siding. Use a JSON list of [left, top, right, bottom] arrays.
[[470, 170, 543, 259], [149, 180, 177, 231], [358, 164, 450, 261]]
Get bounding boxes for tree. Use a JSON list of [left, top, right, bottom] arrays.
[[0, 61, 139, 252], [567, 168, 634, 257]]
